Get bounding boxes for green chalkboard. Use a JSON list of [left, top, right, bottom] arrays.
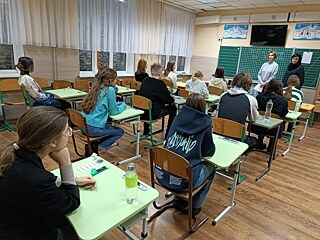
[[238, 47, 294, 83], [217, 46, 240, 78], [294, 49, 320, 89], [218, 46, 320, 89]]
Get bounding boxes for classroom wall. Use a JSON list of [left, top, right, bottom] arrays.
[[191, 4, 320, 103]]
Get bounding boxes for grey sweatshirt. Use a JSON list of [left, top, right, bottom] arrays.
[[258, 61, 278, 84]]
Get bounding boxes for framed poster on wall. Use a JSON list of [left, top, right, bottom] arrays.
[[223, 25, 248, 39], [294, 23, 320, 40]]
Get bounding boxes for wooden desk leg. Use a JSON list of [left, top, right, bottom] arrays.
[[256, 124, 280, 181], [299, 110, 310, 141], [212, 161, 239, 226], [282, 120, 296, 156]]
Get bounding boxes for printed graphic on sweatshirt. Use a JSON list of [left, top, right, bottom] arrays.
[[166, 132, 197, 154]]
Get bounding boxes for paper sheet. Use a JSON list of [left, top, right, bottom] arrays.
[[253, 83, 263, 93], [301, 52, 313, 64]]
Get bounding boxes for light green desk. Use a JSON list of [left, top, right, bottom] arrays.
[[46, 88, 87, 101], [203, 134, 248, 225], [116, 86, 136, 96], [110, 107, 144, 165], [282, 110, 302, 156], [173, 95, 186, 112], [53, 156, 159, 240], [250, 116, 283, 181], [205, 94, 220, 104]]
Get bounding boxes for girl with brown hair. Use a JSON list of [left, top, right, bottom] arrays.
[[16, 56, 71, 110], [163, 61, 178, 93], [0, 106, 96, 239], [157, 93, 216, 216], [81, 65, 126, 150], [251, 79, 288, 152], [135, 58, 149, 82], [209, 67, 227, 92]]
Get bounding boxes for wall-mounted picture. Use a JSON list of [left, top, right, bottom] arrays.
[[223, 25, 248, 39], [294, 23, 320, 40]]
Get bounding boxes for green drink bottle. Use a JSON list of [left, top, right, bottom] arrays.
[[125, 163, 138, 204]]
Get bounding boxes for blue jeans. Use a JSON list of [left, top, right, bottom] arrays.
[[86, 124, 124, 150], [157, 162, 215, 209]]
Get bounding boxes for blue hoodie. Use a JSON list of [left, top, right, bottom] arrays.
[[156, 105, 215, 189]]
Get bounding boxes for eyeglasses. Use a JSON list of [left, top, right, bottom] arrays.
[[67, 127, 73, 137]]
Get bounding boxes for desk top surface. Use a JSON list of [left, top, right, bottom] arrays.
[[116, 86, 136, 94], [284, 110, 302, 120], [205, 94, 220, 103], [252, 116, 283, 129], [46, 88, 87, 99], [177, 82, 186, 88], [109, 107, 144, 121], [203, 134, 248, 168], [173, 95, 186, 105], [300, 103, 315, 111], [53, 156, 158, 240]]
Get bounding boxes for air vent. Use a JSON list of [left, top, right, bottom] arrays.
[[233, 16, 238, 21], [271, 14, 276, 20]]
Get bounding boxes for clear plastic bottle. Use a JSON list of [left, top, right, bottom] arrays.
[[264, 99, 273, 119], [125, 163, 138, 204]]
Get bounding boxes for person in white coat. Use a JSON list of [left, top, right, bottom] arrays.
[[255, 51, 278, 93]]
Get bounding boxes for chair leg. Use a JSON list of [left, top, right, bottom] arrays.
[[131, 122, 163, 149], [147, 200, 175, 222], [1, 105, 16, 131]]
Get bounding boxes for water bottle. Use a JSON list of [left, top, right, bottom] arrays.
[[294, 100, 301, 112], [125, 163, 138, 204], [265, 99, 273, 119]]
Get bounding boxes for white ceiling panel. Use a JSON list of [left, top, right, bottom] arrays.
[[163, 0, 320, 12]]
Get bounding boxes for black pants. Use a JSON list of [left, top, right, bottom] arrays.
[[143, 105, 177, 138]]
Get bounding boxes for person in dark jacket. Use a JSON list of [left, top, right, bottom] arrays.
[[139, 63, 177, 137], [135, 58, 149, 82], [218, 72, 259, 149], [251, 79, 288, 153], [282, 54, 305, 89], [0, 106, 96, 240], [156, 93, 215, 216]]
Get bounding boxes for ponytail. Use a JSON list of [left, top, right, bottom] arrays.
[[0, 147, 15, 176], [284, 85, 293, 100]]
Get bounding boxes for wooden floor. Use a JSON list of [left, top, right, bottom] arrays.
[[1, 118, 320, 240]]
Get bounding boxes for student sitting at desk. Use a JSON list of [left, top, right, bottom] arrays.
[[208, 67, 227, 92], [16, 57, 71, 110], [0, 106, 96, 240], [283, 75, 304, 132], [139, 63, 177, 138], [251, 79, 288, 152], [82, 66, 127, 151], [218, 72, 259, 149], [185, 71, 209, 98], [135, 58, 149, 82], [163, 61, 178, 93], [157, 93, 215, 216]]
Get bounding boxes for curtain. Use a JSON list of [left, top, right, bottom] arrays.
[[162, 4, 195, 57], [78, 0, 135, 53], [79, 0, 195, 57], [22, 0, 78, 48]]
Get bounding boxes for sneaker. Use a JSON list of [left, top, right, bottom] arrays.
[[255, 143, 266, 150], [192, 207, 202, 217], [172, 198, 188, 212]]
